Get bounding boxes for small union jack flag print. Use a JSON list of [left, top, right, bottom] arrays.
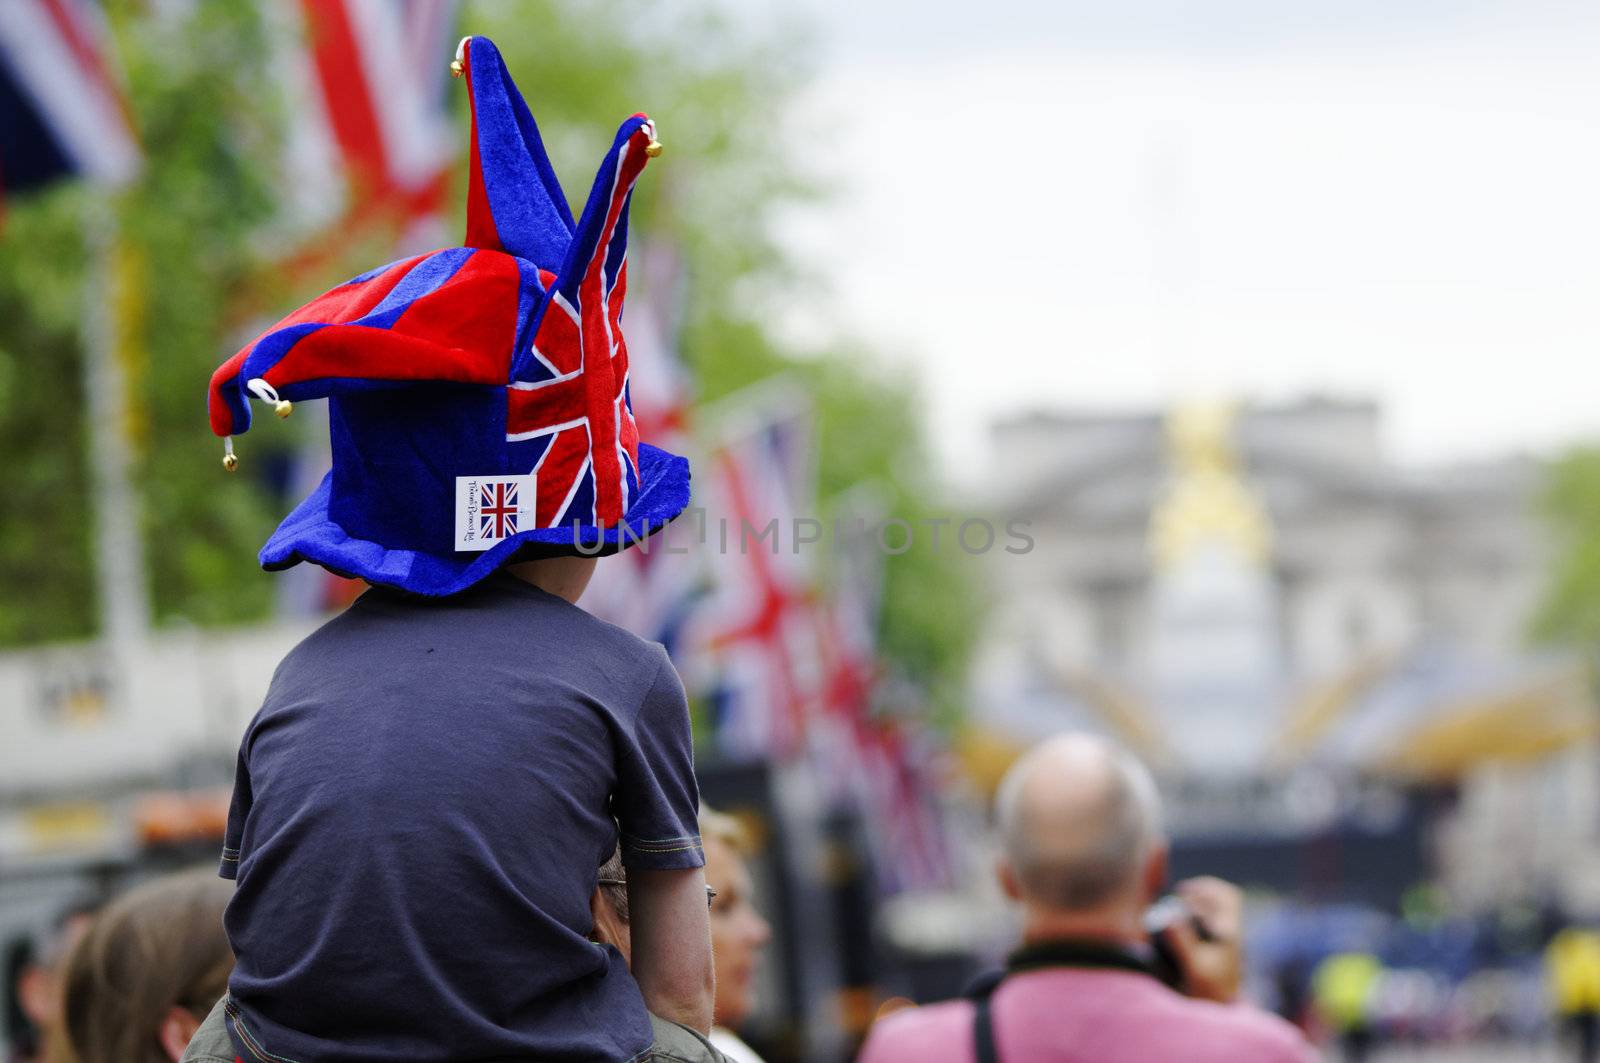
[[479, 481, 519, 539], [454, 474, 534, 552]]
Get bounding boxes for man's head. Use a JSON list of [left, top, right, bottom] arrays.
[[994, 733, 1168, 936]]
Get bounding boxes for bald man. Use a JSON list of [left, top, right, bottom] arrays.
[[858, 734, 1314, 1063]]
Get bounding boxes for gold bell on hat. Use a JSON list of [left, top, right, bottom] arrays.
[[274, 399, 293, 419], [644, 140, 663, 158], [450, 58, 464, 78]]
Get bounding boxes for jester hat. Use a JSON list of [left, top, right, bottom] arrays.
[[207, 36, 689, 596]]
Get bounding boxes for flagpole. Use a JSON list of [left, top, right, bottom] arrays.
[[82, 193, 150, 667]]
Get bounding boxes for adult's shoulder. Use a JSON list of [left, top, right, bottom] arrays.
[[858, 999, 976, 1063], [1171, 995, 1317, 1062]]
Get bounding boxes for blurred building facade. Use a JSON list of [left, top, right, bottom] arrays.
[[973, 396, 1599, 912]]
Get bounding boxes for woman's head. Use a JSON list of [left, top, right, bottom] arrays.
[[701, 806, 771, 1030], [57, 868, 234, 1063]]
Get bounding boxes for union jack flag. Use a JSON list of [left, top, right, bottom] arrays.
[[502, 117, 653, 530], [479, 480, 519, 539], [0, 0, 139, 197], [685, 385, 822, 760]]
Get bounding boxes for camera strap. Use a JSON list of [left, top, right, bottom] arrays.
[[968, 940, 1158, 1063]]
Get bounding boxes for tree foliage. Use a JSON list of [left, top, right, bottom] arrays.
[[1533, 446, 1600, 649], [0, 0, 979, 706]]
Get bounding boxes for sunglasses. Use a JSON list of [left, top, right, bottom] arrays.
[[598, 878, 718, 910]]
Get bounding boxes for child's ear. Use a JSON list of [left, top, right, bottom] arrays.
[[157, 1005, 202, 1062]]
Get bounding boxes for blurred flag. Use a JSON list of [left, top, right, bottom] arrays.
[[856, 714, 954, 893], [687, 383, 823, 761], [273, 0, 456, 250], [581, 242, 703, 652], [808, 486, 886, 790], [0, 0, 140, 197]]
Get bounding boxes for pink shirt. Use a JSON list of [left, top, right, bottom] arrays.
[[857, 968, 1316, 1063]]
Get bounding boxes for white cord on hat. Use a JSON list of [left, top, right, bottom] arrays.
[[247, 377, 294, 419]]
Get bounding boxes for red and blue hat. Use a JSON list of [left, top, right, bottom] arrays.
[[208, 36, 689, 596]]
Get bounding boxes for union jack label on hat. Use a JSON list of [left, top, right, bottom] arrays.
[[454, 475, 535, 552]]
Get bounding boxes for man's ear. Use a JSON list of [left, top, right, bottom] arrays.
[[588, 889, 632, 966], [1142, 843, 1170, 906], [996, 857, 1023, 902], [157, 1005, 202, 1062]]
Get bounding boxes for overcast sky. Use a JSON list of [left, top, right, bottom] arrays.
[[738, 0, 1600, 484]]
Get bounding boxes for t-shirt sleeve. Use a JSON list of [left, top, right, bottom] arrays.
[[220, 744, 251, 880], [613, 647, 703, 870]]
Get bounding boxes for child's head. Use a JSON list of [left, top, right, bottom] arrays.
[[57, 868, 233, 1063]]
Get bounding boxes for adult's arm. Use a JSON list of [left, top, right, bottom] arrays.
[[628, 865, 716, 1033]]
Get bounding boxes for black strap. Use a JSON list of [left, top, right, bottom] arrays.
[[973, 991, 1000, 1063], [969, 940, 1158, 1063]]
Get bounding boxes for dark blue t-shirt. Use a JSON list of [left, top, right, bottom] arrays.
[[219, 573, 703, 1062]]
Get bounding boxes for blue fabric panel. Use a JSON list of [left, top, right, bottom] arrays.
[[555, 463, 597, 529], [467, 37, 574, 267], [359, 247, 475, 331], [325, 387, 507, 554], [508, 257, 552, 383], [239, 322, 328, 391]]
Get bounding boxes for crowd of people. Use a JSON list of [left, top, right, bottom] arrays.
[[10, 722, 1600, 1061], [3, 721, 1329, 1062]]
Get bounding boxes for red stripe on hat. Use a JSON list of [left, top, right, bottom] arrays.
[[281, 253, 429, 330], [461, 46, 501, 252], [261, 325, 510, 394], [507, 375, 587, 435], [207, 349, 249, 436], [579, 130, 650, 523], [533, 426, 592, 526], [371, 251, 522, 369]]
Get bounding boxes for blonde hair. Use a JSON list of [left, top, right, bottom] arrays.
[[698, 803, 750, 854]]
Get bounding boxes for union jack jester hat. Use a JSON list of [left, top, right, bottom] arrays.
[[207, 36, 689, 596]]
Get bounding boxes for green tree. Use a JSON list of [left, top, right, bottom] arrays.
[[1533, 446, 1600, 649]]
